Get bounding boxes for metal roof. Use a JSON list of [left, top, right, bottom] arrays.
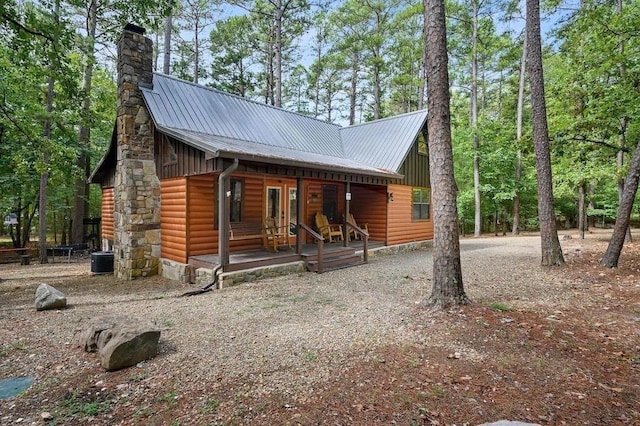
[[140, 73, 427, 178], [143, 74, 344, 156], [340, 110, 428, 173]]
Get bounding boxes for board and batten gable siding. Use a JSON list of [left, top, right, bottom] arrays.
[[101, 187, 115, 241], [394, 136, 430, 188], [161, 178, 188, 263], [386, 183, 433, 245], [156, 133, 217, 179]]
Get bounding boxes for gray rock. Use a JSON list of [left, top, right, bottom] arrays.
[[78, 316, 161, 371], [34, 284, 67, 311]]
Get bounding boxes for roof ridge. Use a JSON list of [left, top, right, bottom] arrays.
[[152, 72, 342, 129], [341, 109, 427, 130]]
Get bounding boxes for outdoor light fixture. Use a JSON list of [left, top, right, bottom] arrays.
[[387, 192, 394, 202]]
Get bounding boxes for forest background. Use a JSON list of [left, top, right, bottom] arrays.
[[0, 0, 638, 251]]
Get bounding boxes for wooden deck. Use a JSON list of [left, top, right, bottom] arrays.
[[189, 240, 383, 272]]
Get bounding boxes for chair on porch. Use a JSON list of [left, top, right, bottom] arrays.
[[346, 213, 368, 240], [263, 217, 290, 252], [315, 212, 343, 242]]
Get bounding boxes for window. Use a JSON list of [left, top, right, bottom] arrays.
[[417, 131, 428, 155], [322, 184, 338, 222], [214, 178, 244, 229], [412, 187, 431, 220], [162, 139, 178, 165], [230, 179, 243, 223]]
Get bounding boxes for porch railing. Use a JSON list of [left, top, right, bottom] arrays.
[[345, 219, 369, 264], [298, 223, 325, 273]]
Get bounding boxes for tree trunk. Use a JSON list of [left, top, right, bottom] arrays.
[[349, 51, 358, 125], [373, 49, 381, 120], [274, 2, 283, 108], [39, 76, 54, 264], [163, 13, 172, 74], [39, 0, 60, 264], [194, 21, 200, 83], [601, 138, 640, 267], [526, 0, 564, 266], [512, 35, 526, 235], [424, 0, 469, 309], [588, 183, 596, 228], [615, 0, 631, 243], [72, 0, 97, 245], [418, 2, 427, 111], [472, 0, 481, 238], [578, 182, 586, 239], [617, 135, 632, 242]]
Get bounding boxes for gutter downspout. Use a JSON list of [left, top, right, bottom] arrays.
[[218, 158, 239, 271]]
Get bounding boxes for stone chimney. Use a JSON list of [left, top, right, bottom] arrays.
[[114, 24, 161, 279]]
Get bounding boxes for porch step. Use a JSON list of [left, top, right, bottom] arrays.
[[304, 252, 363, 273], [300, 246, 356, 262]]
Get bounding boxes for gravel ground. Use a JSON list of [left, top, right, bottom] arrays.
[[0, 231, 611, 423]]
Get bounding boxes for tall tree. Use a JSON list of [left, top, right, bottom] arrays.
[[512, 35, 526, 235], [328, 1, 367, 124], [525, 0, 564, 266], [39, 0, 62, 264], [236, 0, 310, 107], [71, 0, 97, 245], [471, 0, 481, 237], [601, 140, 640, 267], [175, 0, 217, 84], [209, 15, 257, 96], [163, 12, 173, 74], [424, 0, 469, 308]]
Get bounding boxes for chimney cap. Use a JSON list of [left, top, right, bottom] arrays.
[[124, 23, 146, 35]]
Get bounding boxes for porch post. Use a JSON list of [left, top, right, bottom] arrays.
[[296, 177, 303, 254], [218, 158, 238, 270], [344, 181, 351, 247]]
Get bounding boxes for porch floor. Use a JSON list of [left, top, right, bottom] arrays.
[[189, 239, 384, 272]]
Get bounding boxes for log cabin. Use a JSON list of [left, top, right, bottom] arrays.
[[90, 24, 433, 283]]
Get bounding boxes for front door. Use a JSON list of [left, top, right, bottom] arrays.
[[265, 180, 297, 245]]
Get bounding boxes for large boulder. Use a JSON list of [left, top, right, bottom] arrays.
[[78, 316, 161, 371], [34, 284, 67, 311]]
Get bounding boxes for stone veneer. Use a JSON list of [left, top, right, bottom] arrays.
[[114, 25, 161, 279]]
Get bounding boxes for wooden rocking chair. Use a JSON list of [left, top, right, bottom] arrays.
[[263, 217, 290, 252], [346, 213, 368, 240], [315, 212, 343, 242]]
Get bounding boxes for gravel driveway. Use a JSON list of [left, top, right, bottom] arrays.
[[0, 232, 599, 423]]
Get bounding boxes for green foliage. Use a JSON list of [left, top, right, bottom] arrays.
[[60, 390, 112, 418], [490, 301, 513, 312], [546, 0, 640, 226], [208, 15, 257, 97], [1, 0, 638, 243]]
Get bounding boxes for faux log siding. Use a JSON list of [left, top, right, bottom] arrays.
[[101, 187, 115, 241], [161, 178, 188, 263], [184, 173, 267, 255], [386, 184, 433, 245], [350, 185, 387, 243], [229, 173, 265, 252], [187, 175, 216, 255], [304, 180, 345, 241]]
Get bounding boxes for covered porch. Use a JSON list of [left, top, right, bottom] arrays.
[[189, 239, 384, 273]]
